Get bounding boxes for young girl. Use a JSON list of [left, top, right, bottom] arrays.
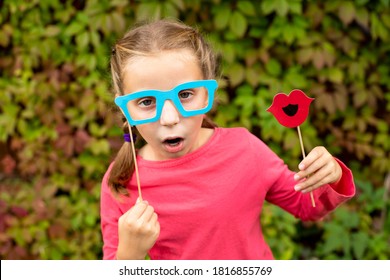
[[101, 19, 355, 260]]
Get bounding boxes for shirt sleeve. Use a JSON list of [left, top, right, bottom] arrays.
[[248, 132, 355, 221], [100, 165, 122, 260]]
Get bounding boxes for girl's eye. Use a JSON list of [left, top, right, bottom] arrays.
[[138, 98, 155, 107], [179, 90, 193, 99]]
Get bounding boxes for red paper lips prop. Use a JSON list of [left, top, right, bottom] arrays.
[[267, 89, 314, 128]]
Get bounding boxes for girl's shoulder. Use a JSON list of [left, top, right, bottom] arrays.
[[217, 126, 263, 145], [216, 126, 270, 153], [216, 126, 252, 139]]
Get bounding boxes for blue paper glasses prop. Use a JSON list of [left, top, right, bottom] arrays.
[[115, 80, 218, 126]]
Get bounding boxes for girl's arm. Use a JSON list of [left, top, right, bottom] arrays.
[[264, 146, 355, 221], [246, 132, 355, 221]]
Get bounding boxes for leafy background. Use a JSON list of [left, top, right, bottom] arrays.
[[1, 0, 389, 260]]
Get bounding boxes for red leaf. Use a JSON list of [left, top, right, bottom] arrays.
[[1, 155, 16, 174], [74, 129, 91, 153], [10, 206, 29, 218]]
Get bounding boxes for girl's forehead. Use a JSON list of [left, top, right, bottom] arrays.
[[122, 49, 203, 93], [125, 49, 197, 68]]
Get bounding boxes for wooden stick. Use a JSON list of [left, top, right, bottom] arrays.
[[297, 125, 316, 207], [128, 123, 143, 201]]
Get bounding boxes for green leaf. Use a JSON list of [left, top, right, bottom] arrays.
[[85, 213, 96, 227], [136, 2, 161, 21], [162, 2, 179, 18], [64, 22, 85, 36], [382, 13, 390, 29], [237, 1, 256, 16], [229, 11, 247, 38], [214, 6, 231, 30], [371, 13, 389, 40], [261, 0, 277, 15], [245, 66, 261, 87], [353, 89, 368, 107], [352, 232, 369, 259], [2, 103, 19, 118], [265, 59, 282, 76], [90, 30, 100, 48], [111, 12, 126, 33], [283, 128, 299, 150], [328, 68, 344, 83], [283, 25, 295, 44], [275, 0, 289, 17], [77, 54, 97, 71], [288, 0, 302, 14], [267, 16, 285, 39], [296, 48, 314, 64], [338, 1, 355, 25], [170, 0, 185, 11], [89, 122, 107, 137], [355, 0, 370, 5], [355, 8, 369, 28], [381, 0, 390, 7], [284, 68, 308, 88], [227, 63, 245, 86], [221, 43, 236, 63], [45, 25, 61, 37], [76, 32, 89, 50], [88, 139, 110, 155], [322, 224, 345, 253]]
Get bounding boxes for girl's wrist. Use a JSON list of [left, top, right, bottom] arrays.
[[116, 247, 147, 260]]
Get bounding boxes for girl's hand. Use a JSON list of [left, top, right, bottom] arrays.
[[116, 198, 160, 260], [293, 146, 342, 193]]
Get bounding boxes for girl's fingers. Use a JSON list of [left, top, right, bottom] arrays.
[[328, 158, 343, 184], [295, 157, 326, 181], [141, 205, 156, 223], [301, 175, 331, 193], [122, 200, 149, 223], [295, 147, 333, 181], [298, 146, 326, 171], [151, 213, 160, 234], [295, 163, 333, 192], [155, 220, 160, 235]]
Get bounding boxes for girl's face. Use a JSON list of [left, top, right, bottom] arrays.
[[122, 49, 213, 161]]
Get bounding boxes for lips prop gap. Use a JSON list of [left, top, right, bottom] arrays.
[[282, 104, 298, 117]]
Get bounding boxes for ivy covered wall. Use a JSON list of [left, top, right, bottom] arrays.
[[0, 0, 389, 259]]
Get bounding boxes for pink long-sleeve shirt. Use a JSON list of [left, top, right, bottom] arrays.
[[100, 127, 355, 260]]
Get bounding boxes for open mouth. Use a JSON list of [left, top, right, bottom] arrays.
[[163, 137, 183, 146], [162, 137, 184, 153]]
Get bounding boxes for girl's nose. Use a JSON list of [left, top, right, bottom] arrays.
[[160, 100, 180, 126]]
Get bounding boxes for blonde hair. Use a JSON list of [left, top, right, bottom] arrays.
[[108, 19, 220, 196]]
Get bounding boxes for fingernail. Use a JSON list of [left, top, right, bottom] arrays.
[[294, 174, 300, 181], [299, 163, 305, 170], [294, 185, 301, 191]]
